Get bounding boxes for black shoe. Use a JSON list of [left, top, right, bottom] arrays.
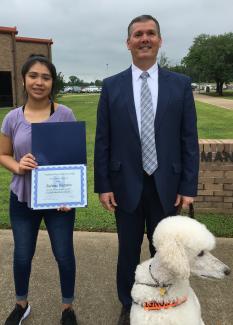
[[5, 303, 31, 325], [117, 307, 130, 325], [60, 308, 78, 325]]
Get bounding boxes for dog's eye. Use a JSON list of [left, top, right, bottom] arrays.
[[198, 250, 204, 257]]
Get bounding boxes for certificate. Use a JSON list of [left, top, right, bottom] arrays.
[[31, 165, 87, 209]]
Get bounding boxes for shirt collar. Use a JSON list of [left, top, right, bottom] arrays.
[[132, 62, 158, 81]]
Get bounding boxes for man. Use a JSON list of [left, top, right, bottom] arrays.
[[94, 15, 199, 325]]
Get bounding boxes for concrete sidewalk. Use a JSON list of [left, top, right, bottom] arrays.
[[194, 93, 233, 110], [0, 230, 232, 325]]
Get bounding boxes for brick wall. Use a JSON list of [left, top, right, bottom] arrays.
[[0, 33, 16, 106], [196, 140, 233, 213], [0, 33, 14, 69]]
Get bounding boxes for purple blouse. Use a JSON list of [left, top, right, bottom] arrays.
[[1, 104, 76, 207]]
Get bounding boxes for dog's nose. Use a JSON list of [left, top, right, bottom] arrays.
[[224, 267, 231, 276]]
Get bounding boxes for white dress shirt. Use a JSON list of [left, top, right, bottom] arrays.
[[131, 62, 159, 136]]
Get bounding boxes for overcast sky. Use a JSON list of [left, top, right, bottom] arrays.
[[1, 0, 233, 81]]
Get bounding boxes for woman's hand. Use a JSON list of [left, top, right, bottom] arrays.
[[18, 153, 37, 175], [57, 206, 72, 212]]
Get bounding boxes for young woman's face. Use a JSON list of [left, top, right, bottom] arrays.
[[24, 62, 53, 101]]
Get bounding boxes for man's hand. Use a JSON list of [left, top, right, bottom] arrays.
[[99, 192, 117, 212], [174, 194, 194, 209]]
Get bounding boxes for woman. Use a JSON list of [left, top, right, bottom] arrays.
[[0, 55, 78, 325]]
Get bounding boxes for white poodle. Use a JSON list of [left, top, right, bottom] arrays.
[[130, 216, 231, 325]]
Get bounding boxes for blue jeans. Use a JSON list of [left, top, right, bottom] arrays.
[[9, 191, 76, 304]]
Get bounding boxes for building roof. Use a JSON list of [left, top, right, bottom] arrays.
[[0, 26, 52, 44], [0, 26, 18, 34], [16, 36, 53, 45]]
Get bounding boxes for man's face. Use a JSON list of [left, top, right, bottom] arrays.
[[127, 20, 162, 66]]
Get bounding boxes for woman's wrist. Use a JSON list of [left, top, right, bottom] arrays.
[[17, 164, 26, 175]]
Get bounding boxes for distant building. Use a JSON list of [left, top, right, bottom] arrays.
[[0, 26, 53, 108]]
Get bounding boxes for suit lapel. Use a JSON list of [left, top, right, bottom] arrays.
[[120, 67, 140, 140], [155, 67, 170, 132], [119, 66, 170, 139]]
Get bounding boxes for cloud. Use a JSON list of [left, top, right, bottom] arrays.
[[1, 0, 232, 81]]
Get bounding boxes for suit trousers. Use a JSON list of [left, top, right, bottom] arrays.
[[115, 173, 176, 309]]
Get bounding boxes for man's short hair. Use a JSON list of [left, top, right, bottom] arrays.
[[127, 15, 161, 39]]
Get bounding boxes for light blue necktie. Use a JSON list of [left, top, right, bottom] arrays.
[[140, 71, 158, 175]]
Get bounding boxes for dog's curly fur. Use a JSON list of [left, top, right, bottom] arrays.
[[130, 216, 230, 325]]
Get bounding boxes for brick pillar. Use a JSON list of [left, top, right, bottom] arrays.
[[196, 140, 233, 213]]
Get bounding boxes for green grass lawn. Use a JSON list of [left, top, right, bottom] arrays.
[[196, 101, 233, 138], [0, 94, 233, 236], [199, 90, 233, 100]]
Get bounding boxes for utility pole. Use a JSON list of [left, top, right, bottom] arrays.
[[106, 63, 109, 77]]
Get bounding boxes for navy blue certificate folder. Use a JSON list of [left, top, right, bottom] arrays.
[[31, 122, 87, 165]]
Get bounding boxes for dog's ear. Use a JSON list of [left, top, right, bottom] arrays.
[[157, 239, 190, 279]]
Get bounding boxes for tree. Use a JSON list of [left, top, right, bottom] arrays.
[[183, 33, 233, 95], [54, 72, 65, 95], [95, 79, 103, 86], [67, 76, 89, 87], [158, 51, 170, 68], [68, 75, 80, 86], [168, 64, 187, 75]]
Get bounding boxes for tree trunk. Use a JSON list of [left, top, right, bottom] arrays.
[[216, 81, 219, 94], [219, 81, 224, 96], [215, 80, 223, 96]]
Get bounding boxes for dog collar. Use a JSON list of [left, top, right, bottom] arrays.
[[133, 296, 188, 311], [149, 264, 172, 295], [135, 264, 172, 297], [143, 296, 188, 310], [135, 281, 170, 296]]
